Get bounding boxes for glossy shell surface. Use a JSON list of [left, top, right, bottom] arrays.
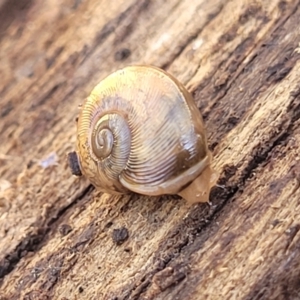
[[76, 65, 210, 196]]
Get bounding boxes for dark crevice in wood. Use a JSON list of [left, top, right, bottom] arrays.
[[160, 32, 199, 71], [195, 0, 299, 107], [241, 87, 300, 183], [0, 0, 34, 42], [243, 235, 300, 300], [47, 185, 94, 229], [0, 184, 94, 286], [198, 1, 300, 152], [29, 82, 64, 110], [190, 4, 271, 110], [45, 46, 65, 69]]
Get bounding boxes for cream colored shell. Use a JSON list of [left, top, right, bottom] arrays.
[[73, 65, 217, 203]]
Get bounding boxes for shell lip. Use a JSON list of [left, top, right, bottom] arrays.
[[119, 153, 211, 196]]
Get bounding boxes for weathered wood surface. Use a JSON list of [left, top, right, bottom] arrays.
[[0, 0, 300, 299]]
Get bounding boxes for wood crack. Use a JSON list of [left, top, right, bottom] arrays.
[[161, 3, 226, 70], [0, 185, 94, 286]]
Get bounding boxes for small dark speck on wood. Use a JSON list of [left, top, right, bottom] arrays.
[[59, 224, 73, 236], [114, 48, 131, 61], [112, 227, 129, 245]]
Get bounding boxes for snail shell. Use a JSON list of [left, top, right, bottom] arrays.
[[68, 65, 218, 203]]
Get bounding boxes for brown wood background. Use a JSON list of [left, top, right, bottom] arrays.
[[0, 0, 300, 299]]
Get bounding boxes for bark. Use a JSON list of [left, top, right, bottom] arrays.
[[0, 0, 300, 299]]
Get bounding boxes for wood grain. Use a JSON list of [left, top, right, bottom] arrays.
[[0, 0, 299, 299]]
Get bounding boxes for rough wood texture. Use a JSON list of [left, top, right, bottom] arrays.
[[0, 0, 300, 299]]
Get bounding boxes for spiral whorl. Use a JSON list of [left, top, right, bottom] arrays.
[[77, 96, 132, 192]]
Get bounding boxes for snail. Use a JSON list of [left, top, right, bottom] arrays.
[[67, 65, 218, 203]]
